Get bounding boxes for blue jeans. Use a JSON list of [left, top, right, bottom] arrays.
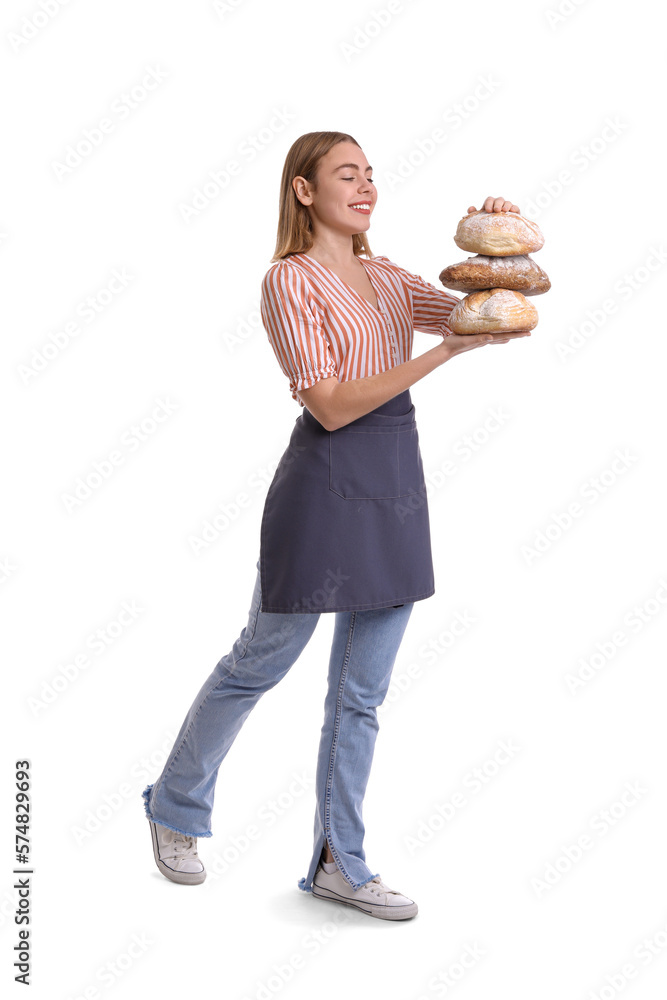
[[142, 557, 414, 892]]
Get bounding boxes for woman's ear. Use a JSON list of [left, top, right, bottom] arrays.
[[292, 176, 312, 206]]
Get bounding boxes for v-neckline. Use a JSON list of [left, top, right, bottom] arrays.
[[297, 253, 382, 315]]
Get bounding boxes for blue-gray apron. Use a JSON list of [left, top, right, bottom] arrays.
[[259, 388, 434, 613]]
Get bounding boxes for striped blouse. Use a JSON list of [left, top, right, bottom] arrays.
[[260, 252, 461, 406]]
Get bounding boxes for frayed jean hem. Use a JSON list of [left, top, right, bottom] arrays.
[[141, 783, 213, 839], [297, 870, 380, 893]]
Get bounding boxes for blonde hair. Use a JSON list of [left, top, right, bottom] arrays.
[[270, 131, 374, 263]]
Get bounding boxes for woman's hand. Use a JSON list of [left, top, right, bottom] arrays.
[[438, 329, 532, 360], [467, 195, 520, 214]]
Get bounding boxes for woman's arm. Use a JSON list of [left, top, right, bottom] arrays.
[[297, 328, 530, 431], [298, 194, 529, 431]]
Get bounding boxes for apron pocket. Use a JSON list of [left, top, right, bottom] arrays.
[[329, 424, 426, 500]]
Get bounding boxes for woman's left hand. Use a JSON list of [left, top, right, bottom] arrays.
[[467, 196, 520, 214]]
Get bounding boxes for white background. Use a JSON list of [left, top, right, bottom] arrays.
[[3, 0, 667, 997]]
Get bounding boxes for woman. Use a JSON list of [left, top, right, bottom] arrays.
[[142, 130, 530, 921]]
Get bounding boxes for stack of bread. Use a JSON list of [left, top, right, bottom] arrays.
[[440, 210, 550, 334]]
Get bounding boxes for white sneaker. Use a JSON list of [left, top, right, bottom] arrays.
[[148, 820, 206, 885], [311, 864, 417, 920]]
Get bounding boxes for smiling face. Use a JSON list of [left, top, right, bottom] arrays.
[[292, 141, 377, 240]]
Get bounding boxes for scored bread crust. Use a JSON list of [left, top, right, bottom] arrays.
[[454, 211, 545, 256], [449, 288, 539, 334], [439, 254, 550, 295]]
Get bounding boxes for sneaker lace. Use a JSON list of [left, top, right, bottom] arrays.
[[365, 876, 400, 899], [165, 831, 198, 861]]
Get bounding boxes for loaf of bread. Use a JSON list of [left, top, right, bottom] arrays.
[[454, 210, 544, 256], [448, 288, 538, 335], [439, 254, 550, 296]]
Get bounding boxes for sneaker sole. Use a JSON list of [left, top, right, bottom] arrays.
[[149, 821, 206, 885], [311, 880, 418, 920]]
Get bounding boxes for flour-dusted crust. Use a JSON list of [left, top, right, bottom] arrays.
[[454, 211, 545, 256], [439, 254, 550, 295], [449, 288, 539, 334]]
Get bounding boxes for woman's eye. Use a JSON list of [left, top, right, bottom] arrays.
[[343, 177, 374, 184]]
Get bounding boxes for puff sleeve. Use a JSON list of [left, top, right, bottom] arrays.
[[260, 260, 338, 406]]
